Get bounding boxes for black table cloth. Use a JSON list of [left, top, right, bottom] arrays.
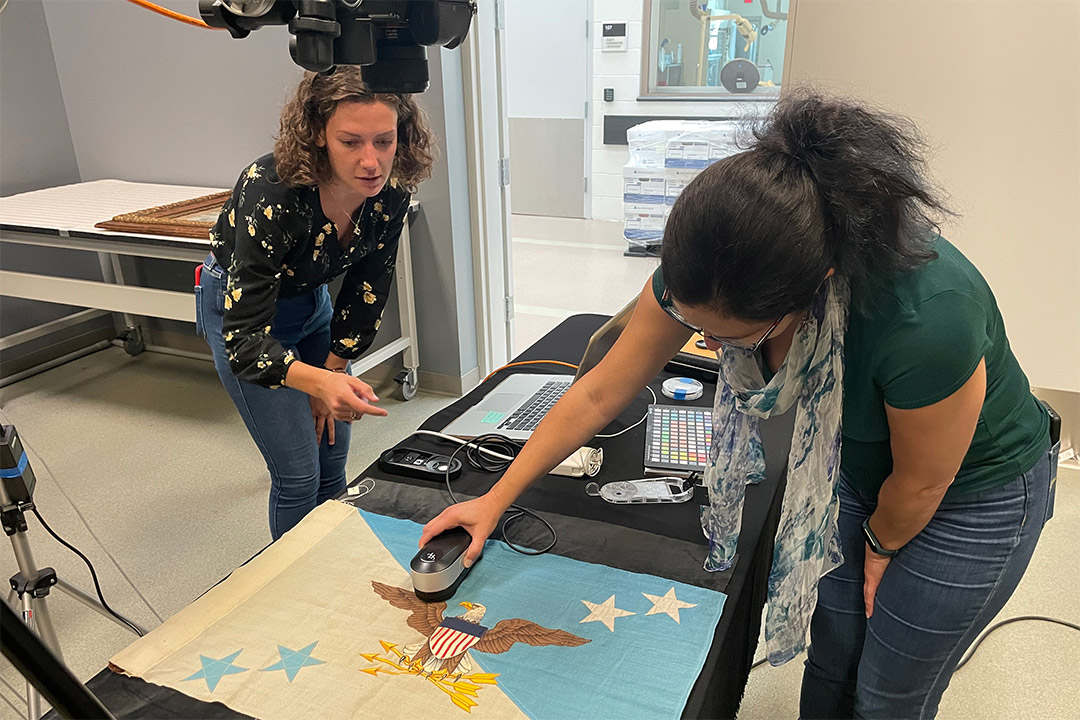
[[59, 315, 793, 719]]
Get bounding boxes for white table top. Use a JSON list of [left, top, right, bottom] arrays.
[[0, 179, 227, 240]]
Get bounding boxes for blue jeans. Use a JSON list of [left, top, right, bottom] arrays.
[[195, 255, 350, 540], [800, 446, 1055, 719]]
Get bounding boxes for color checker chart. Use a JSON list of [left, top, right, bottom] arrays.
[[644, 405, 713, 474]]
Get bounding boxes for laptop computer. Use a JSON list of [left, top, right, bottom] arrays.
[[441, 299, 638, 441]]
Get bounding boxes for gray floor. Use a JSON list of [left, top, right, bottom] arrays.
[[0, 348, 455, 718], [511, 213, 657, 355], [0, 214, 1076, 718]]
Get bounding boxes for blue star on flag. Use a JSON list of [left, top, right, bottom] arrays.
[[182, 650, 249, 692], [260, 641, 326, 682]]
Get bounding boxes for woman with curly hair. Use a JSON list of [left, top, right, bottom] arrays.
[[421, 92, 1056, 718], [196, 67, 435, 539]]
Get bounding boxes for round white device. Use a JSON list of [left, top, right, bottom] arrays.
[[661, 377, 704, 401]]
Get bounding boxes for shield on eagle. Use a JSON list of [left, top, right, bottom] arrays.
[[428, 616, 486, 660]]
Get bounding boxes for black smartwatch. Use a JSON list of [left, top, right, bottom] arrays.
[[861, 519, 899, 558]]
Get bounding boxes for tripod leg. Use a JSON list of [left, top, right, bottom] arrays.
[[20, 595, 42, 720], [8, 529, 63, 659], [54, 578, 146, 636], [22, 592, 64, 664]]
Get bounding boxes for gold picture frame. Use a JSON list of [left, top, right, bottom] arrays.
[[95, 191, 232, 239]]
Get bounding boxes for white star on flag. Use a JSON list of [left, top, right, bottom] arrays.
[[579, 594, 635, 632], [642, 587, 698, 623]]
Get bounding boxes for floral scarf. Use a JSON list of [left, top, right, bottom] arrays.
[[701, 277, 849, 665]]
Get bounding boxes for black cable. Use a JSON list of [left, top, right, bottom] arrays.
[[954, 615, 1080, 671], [0, 407, 163, 625], [441, 433, 557, 556], [29, 508, 145, 637], [747, 615, 1080, 673]]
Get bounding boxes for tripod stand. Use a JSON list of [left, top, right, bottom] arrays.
[[1, 481, 145, 720]]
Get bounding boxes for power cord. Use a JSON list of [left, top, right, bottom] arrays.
[[481, 360, 579, 384], [748, 615, 1080, 672], [595, 385, 658, 440], [954, 615, 1079, 671], [411, 381, 662, 553], [414, 432, 557, 556], [124, 0, 220, 29], [0, 409, 163, 626], [29, 508, 145, 637]]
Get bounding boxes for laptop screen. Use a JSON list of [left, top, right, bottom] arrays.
[[573, 297, 637, 381]]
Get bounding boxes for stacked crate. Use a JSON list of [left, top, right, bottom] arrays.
[[622, 120, 741, 255]]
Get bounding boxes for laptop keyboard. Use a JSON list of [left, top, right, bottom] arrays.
[[498, 380, 572, 432]]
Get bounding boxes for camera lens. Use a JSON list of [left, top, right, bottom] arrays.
[[360, 44, 430, 94], [290, 32, 335, 73]]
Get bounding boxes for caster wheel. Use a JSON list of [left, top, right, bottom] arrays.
[[120, 327, 145, 356], [394, 368, 418, 400]]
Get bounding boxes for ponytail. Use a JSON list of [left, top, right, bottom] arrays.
[[662, 90, 951, 320]]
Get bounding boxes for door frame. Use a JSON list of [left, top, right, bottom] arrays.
[[462, 0, 514, 380]]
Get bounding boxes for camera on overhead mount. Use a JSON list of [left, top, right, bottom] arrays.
[[199, 0, 477, 94]]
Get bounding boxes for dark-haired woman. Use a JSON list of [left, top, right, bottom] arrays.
[[420, 93, 1055, 718], [197, 67, 435, 540]]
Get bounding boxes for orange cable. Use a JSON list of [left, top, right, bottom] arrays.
[[125, 0, 222, 29], [482, 360, 579, 384]]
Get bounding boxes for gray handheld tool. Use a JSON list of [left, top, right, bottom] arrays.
[[410, 527, 477, 602]]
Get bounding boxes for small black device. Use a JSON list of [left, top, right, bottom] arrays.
[[1, 425, 36, 505], [1042, 401, 1061, 446], [410, 527, 475, 601], [379, 446, 463, 481], [604, 87, 614, 102], [719, 58, 760, 94], [199, 0, 476, 92], [861, 518, 899, 558]]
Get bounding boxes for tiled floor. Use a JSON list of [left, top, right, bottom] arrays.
[[0, 350, 455, 718], [510, 214, 658, 355], [0, 214, 1076, 719]]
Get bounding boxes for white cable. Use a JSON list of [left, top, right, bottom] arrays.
[[595, 386, 658, 438]]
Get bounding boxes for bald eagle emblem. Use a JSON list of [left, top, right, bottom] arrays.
[[363, 581, 590, 712]]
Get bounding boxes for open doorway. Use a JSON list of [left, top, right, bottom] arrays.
[[503, 0, 653, 355]]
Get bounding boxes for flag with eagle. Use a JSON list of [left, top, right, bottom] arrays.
[[360, 508, 728, 718], [108, 501, 727, 720], [367, 581, 589, 687]]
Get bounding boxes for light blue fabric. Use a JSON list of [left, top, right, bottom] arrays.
[[701, 277, 849, 666], [360, 510, 727, 720]]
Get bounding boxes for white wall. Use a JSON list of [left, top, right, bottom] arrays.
[[590, 0, 771, 221], [32, 0, 478, 385], [786, 0, 1079, 396], [504, 0, 587, 120], [504, 0, 589, 218], [42, 0, 300, 188], [0, 0, 116, 372]]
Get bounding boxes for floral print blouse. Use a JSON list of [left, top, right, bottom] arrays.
[[209, 153, 410, 388]]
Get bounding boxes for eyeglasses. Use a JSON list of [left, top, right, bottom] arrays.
[[661, 289, 784, 352]]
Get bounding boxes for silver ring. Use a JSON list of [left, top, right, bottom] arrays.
[[350, 412, 359, 421]]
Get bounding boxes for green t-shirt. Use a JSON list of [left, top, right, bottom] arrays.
[[652, 238, 1049, 497]]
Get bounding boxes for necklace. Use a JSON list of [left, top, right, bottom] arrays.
[[324, 183, 368, 240]]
